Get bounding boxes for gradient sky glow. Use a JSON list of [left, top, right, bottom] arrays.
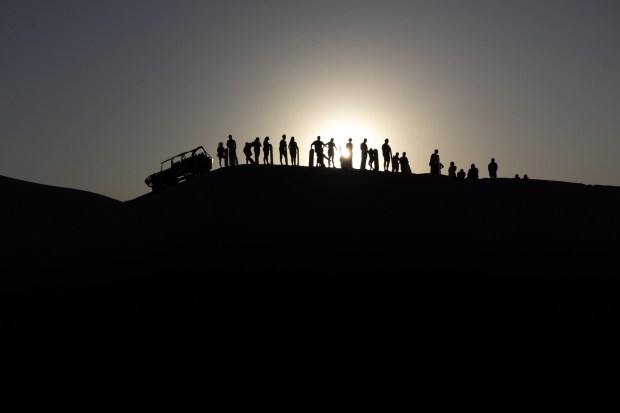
[[2, 0, 619, 201]]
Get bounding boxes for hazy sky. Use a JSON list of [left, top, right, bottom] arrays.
[[2, 0, 619, 201]]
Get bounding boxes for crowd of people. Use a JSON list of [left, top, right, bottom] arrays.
[[215, 134, 528, 179]]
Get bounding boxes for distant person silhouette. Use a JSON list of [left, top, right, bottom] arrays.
[[523, 174, 529, 180], [488, 158, 498, 179], [467, 163, 479, 180], [429, 149, 442, 175], [367, 147, 375, 170], [373, 148, 380, 171], [243, 142, 255, 164], [448, 161, 457, 178], [325, 138, 338, 168], [252, 137, 262, 164], [382, 139, 392, 171], [514, 174, 521, 179], [400, 152, 412, 173], [345, 138, 353, 169], [288, 136, 299, 165], [392, 152, 400, 172], [226, 135, 238, 166], [312, 136, 326, 167], [279, 135, 289, 165], [263, 136, 271, 164], [360, 138, 369, 170], [457, 168, 466, 180], [216, 142, 228, 168]]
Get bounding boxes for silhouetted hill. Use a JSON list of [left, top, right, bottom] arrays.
[[2, 166, 620, 328], [0, 175, 121, 247]]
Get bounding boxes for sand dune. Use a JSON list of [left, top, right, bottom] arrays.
[[2, 166, 619, 328]]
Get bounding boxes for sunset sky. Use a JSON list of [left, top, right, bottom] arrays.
[[2, 0, 619, 201]]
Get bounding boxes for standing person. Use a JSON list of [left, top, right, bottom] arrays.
[[288, 136, 299, 165], [429, 149, 441, 175], [216, 142, 228, 168], [392, 152, 400, 173], [381, 139, 392, 171], [345, 138, 353, 169], [226, 134, 238, 166], [467, 163, 479, 180], [360, 138, 369, 170], [279, 135, 289, 165], [263, 136, 271, 164], [243, 141, 254, 164], [311, 135, 326, 167], [488, 158, 498, 179], [325, 138, 338, 168], [367, 147, 375, 170], [252, 137, 262, 164], [448, 161, 457, 178], [400, 152, 412, 173]]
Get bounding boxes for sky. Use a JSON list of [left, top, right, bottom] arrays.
[[2, 0, 619, 201]]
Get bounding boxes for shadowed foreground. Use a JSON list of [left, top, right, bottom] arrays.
[[2, 166, 620, 328]]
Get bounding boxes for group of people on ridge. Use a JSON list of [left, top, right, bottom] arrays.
[[216, 134, 524, 179]]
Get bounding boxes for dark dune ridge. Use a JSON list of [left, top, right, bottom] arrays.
[[2, 166, 620, 328], [0, 175, 121, 247]]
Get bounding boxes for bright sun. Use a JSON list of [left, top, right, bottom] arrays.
[[319, 119, 382, 151]]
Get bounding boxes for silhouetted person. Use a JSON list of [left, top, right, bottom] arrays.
[[243, 142, 254, 164], [448, 161, 457, 178], [227, 135, 238, 166], [467, 163, 479, 180], [368, 147, 375, 170], [457, 168, 466, 180], [514, 174, 521, 179], [279, 135, 288, 165], [523, 174, 529, 180], [216, 142, 228, 168], [429, 149, 441, 175], [325, 138, 338, 168], [312, 135, 326, 167], [392, 152, 400, 173], [252, 137, 262, 164], [400, 152, 412, 173], [345, 138, 353, 169], [360, 138, 368, 170], [373, 148, 380, 171], [263, 136, 271, 164], [488, 158, 498, 179], [288, 136, 299, 165], [382, 139, 392, 171]]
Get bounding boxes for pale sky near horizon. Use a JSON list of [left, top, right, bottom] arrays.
[[2, 0, 619, 201]]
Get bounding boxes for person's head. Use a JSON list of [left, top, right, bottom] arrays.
[[348, 138, 352, 142], [317, 135, 321, 140], [434, 149, 438, 154], [524, 174, 529, 179], [402, 152, 406, 157], [330, 138, 334, 142], [491, 158, 495, 162], [282, 135, 286, 140], [471, 163, 475, 168], [265, 136, 269, 141], [450, 161, 454, 166], [228, 134, 232, 139], [291, 136, 295, 141], [385, 138, 389, 143], [363, 138, 367, 143], [218, 142, 223, 146], [395, 152, 399, 156], [255, 137, 259, 141]]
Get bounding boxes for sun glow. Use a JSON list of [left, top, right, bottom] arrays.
[[319, 119, 382, 150]]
